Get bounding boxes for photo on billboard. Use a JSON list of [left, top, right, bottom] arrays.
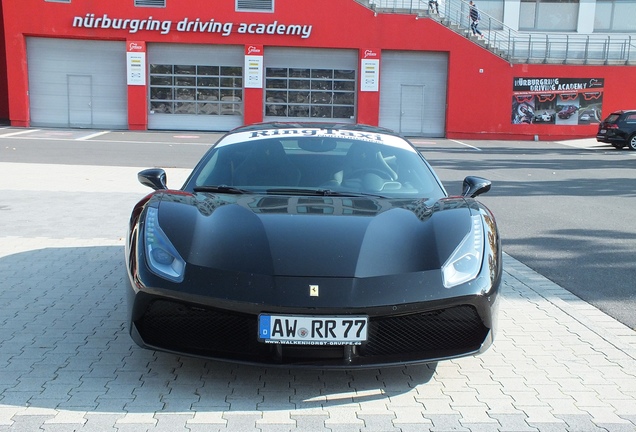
[[512, 78, 604, 125]]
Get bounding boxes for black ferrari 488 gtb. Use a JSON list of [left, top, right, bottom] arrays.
[[125, 122, 501, 368]]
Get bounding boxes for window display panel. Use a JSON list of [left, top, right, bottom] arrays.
[[264, 67, 355, 119], [149, 64, 243, 116]]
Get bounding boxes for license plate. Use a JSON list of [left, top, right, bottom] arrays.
[[258, 314, 368, 345], [600, 129, 606, 133]]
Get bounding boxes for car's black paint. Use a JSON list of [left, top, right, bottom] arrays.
[[125, 122, 501, 368], [596, 110, 636, 150]]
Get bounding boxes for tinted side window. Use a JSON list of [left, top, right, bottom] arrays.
[[624, 114, 636, 123]]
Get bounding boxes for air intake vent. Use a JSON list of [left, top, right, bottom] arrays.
[[237, 0, 274, 12], [135, 0, 166, 7]]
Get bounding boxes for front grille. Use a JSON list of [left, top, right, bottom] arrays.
[[135, 300, 488, 366], [136, 301, 268, 361], [362, 307, 488, 357]]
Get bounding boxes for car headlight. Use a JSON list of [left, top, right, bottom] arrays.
[[144, 207, 186, 283], [441, 215, 484, 288]]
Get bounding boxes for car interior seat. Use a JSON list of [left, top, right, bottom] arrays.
[[331, 143, 398, 189], [232, 139, 301, 187]]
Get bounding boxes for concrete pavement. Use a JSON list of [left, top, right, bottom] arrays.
[[1, 161, 635, 432]]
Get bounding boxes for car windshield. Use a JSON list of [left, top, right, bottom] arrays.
[[186, 129, 446, 199]]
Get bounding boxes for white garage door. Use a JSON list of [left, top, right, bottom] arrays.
[[379, 51, 448, 137], [263, 48, 357, 123], [27, 38, 128, 129], [147, 44, 244, 131]]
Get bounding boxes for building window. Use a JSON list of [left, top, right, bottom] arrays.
[[594, 0, 636, 31], [519, 0, 580, 31], [236, 0, 274, 12], [471, 0, 505, 27], [149, 65, 243, 116], [265, 68, 356, 119], [135, 0, 166, 7]]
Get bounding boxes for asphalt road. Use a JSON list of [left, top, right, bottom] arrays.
[[2, 127, 635, 330], [413, 137, 636, 331]]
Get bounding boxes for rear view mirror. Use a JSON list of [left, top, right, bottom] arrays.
[[462, 176, 491, 198], [138, 168, 168, 190]]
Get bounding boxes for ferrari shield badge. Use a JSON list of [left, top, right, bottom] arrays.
[[309, 285, 319, 297]]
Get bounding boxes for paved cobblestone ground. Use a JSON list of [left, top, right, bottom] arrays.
[[1, 162, 635, 432]]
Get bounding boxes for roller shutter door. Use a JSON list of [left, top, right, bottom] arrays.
[[263, 48, 357, 123], [147, 44, 244, 131], [26, 38, 127, 129], [379, 51, 448, 137]]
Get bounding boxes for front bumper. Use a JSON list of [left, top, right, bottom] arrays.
[[127, 272, 498, 368]]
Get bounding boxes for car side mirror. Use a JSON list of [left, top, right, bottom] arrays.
[[462, 176, 491, 198], [138, 168, 168, 190]]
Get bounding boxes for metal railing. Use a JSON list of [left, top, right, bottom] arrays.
[[357, 0, 636, 64]]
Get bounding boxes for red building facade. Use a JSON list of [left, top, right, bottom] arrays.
[[2, 0, 635, 140]]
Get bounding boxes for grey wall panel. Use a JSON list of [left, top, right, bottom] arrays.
[[27, 38, 127, 129], [379, 51, 448, 137], [264, 47, 357, 69]]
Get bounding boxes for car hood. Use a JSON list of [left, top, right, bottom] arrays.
[[152, 192, 473, 279]]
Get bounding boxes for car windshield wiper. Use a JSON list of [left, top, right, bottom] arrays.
[[265, 188, 388, 198], [193, 185, 251, 194]]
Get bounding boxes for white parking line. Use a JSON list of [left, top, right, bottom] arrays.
[[0, 129, 41, 138], [556, 138, 600, 150], [556, 138, 636, 154], [76, 130, 111, 141], [449, 139, 482, 151]]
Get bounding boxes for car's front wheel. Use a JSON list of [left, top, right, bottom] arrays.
[[628, 134, 636, 151]]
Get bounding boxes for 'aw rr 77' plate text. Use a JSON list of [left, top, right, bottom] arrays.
[[258, 314, 368, 345]]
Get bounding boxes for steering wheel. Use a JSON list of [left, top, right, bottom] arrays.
[[348, 168, 395, 180]]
